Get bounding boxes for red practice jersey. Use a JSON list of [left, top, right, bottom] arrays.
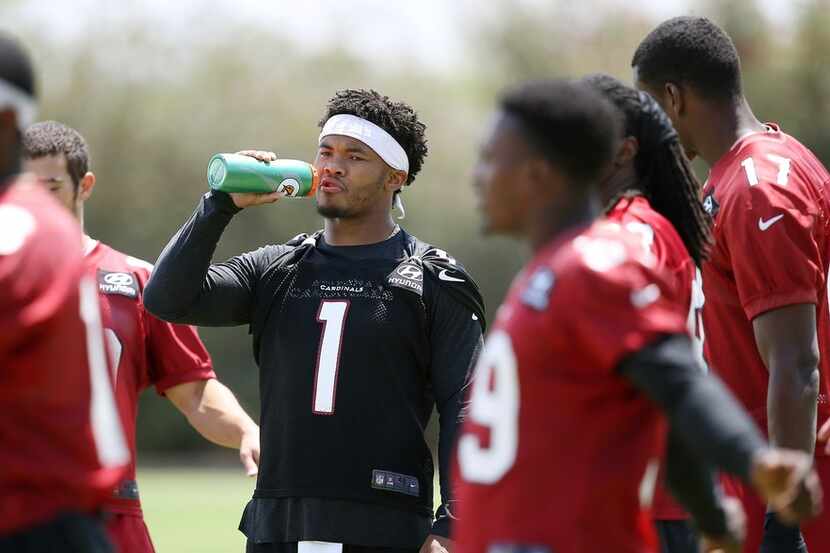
[[454, 220, 688, 553], [85, 240, 216, 515], [607, 195, 701, 521], [701, 124, 830, 450], [0, 180, 128, 535]]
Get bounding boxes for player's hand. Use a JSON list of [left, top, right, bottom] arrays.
[[699, 496, 746, 553], [819, 418, 830, 455], [229, 150, 283, 209], [418, 534, 452, 553], [239, 425, 260, 477], [750, 448, 822, 525]]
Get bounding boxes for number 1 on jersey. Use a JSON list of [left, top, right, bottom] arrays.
[[313, 300, 350, 415]]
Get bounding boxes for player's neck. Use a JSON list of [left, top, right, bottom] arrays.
[[76, 204, 86, 233], [323, 211, 398, 246], [527, 195, 600, 252], [700, 96, 766, 167], [599, 169, 639, 209]]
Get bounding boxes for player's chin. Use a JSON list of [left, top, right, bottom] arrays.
[[316, 201, 351, 219]]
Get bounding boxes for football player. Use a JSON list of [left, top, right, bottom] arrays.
[[144, 89, 485, 553], [634, 16, 830, 552], [454, 78, 821, 553], [23, 120, 260, 553], [0, 35, 128, 553], [583, 73, 711, 553]]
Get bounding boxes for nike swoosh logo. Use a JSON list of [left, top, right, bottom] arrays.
[[438, 269, 464, 282], [758, 214, 784, 231]]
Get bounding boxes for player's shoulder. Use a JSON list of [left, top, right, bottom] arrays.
[[607, 196, 690, 269], [609, 195, 669, 228], [91, 242, 153, 277], [0, 181, 84, 305], [711, 130, 830, 226], [719, 127, 828, 196], [406, 234, 477, 287], [400, 233, 486, 327], [606, 196, 673, 245], [742, 126, 820, 164], [84, 242, 154, 302], [0, 189, 41, 258], [551, 221, 660, 295], [508, 223, 661, 324], [0, 179, 82, 262]]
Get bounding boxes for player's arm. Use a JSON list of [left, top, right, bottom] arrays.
[[619, 334, 821, 526], [424, 278, 484, 550], [720, 168, 823, 456], [720, 162, 827, 549], [753, 304, 820, 455], [143, 190, 266, 326], [145, 309, 260, 475], [663, 427, 746, 552], [753, 306, 819, 552], [166, 379, 260, 476]]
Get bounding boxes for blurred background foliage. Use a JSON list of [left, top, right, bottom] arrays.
[[4, 0, 830, 460]]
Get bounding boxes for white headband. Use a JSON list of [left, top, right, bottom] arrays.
[[0, 78, 35, 132], [319, 114, 409, 173]]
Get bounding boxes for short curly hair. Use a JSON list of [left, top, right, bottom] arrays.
[[23, 121, 90, 190], [500, 79, 621, 186], [318, 89, 427, 186], [632, 16, 742, 100]]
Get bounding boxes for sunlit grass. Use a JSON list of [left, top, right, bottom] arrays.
[[137, 466, 441, 552], [138, 467, 255, 553]]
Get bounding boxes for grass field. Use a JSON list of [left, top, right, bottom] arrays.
[[138, 466, 440, 552], [138, 467, 255, 553]]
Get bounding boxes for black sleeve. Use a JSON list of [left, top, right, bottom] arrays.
[[427, 279, 483, 538], [664, 425, 729, 536], [144, 191, 271, 327], [619, 334, 769, 534], [760, 512, 808, 553], [619, 334, 767, 480]]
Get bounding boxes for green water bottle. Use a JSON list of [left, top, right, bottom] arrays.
[[206, 153, 319, 197]]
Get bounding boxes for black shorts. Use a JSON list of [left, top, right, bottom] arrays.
[[655, 519, 698, 553], [0, 512, 113, 553], [246, 543, 418, 553]]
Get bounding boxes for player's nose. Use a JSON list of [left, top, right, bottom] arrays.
[[320, 159, 346, 177]]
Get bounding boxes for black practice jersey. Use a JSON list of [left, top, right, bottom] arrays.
[[144, 191, 484, 547]]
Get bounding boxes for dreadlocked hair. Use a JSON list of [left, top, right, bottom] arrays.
[[582, 73, 712, 265]]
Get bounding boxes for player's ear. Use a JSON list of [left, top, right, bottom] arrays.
[[665, 82, 685, 118], [385, 169, 406, 194], [78, 171, 96, 201], [616, 136, 638, 167]]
